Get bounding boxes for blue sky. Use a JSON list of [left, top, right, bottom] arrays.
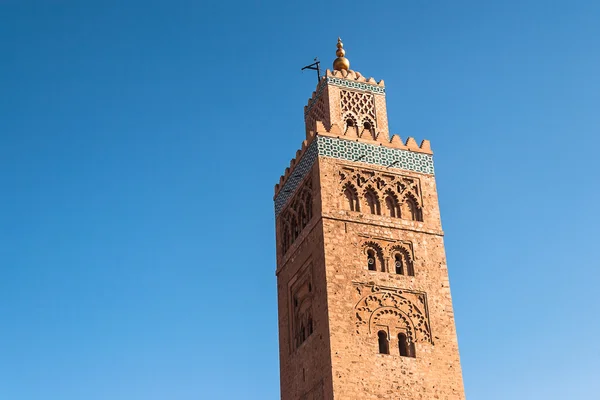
[[1, 1, 599, 399]]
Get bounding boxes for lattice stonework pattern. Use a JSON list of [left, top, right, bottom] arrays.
[[274, 136, 434, 216], [340, 90, 375, 122]]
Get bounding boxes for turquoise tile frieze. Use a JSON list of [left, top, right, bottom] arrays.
[[317, 137, 434, 175], [274, 136, 434, 216], [326, 77, 386, 95], [304, 77, 386, 116], [274, 140, 319, 216]]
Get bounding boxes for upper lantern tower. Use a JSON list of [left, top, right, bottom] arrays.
[[304, 38, 390, 139], [274, 39, 465, 400]]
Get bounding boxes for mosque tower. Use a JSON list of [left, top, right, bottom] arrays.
[[273, 38, 466, 400]]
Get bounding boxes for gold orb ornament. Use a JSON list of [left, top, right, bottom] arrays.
[[333, 37, 350, 71]]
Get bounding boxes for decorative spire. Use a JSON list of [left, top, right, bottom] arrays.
[[333, 37, 350, 71]]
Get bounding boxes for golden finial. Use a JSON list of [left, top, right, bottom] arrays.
[[333, 37, 350, 71]]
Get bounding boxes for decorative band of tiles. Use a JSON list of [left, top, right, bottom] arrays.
[[274, 136, 434, 216], [317, 137, 434, 175], [274, 140, 319, 216], [326, 77, 386, 94]]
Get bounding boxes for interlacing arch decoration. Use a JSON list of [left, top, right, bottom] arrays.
[[338, 166, 424, 221], [353, 283, 432, 344], [383, 189, 401, 218], [279, 177, 313, 255], [363, 186, 381, 215], [342, 182, 360, 212], [401, 191, 423, 222]]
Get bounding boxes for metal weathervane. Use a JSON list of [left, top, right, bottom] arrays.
[[301, 57, 321, 83]]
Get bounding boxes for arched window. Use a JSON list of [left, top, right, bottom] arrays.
[[394, 253, 404, 275], [403, 195, 423, 222], [398, 333, 416, 358], [298, 206, 307, 230], [346, 118, 355, 127], [364, 189, 381, 215], [343, 185, 360, 212], [291, 214, 299, 241], [385, 194, 400, 218], [378, 331, 389, 354], [367, 249, 377, 271], [304, 191, 312, 221], [362, 119, 376, 140]]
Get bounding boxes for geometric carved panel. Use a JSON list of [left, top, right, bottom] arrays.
[[353, 282, 433, 344]]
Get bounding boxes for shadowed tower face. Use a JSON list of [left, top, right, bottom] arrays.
[[273, 39, 466, 400]]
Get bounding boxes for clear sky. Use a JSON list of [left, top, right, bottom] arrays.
[[1, 1, 599, 399]]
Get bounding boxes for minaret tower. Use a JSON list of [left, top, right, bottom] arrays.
[[274, 39, 466, 400]]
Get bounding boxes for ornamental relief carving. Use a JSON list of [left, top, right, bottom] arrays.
[[338, 166, 423, 221], [353, 282, 432, 344]]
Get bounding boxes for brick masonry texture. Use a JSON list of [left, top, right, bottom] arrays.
[[275, 66, 465, 400]]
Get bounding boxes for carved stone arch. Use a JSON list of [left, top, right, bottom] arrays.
[[299, 187, 312, 223], [354, 288, 432, 343], [401, 191, 423, 222], [362, 241, 385, 272], [343, 112, 358, 131], [296, 201, 307, 230], [388, 244, 414, 276], [369, 307, 416, 343], [280, 216, 292, 254], [363, 185, 381, 215], [342, 182, 360, 212], [360, 116, 376, 140], [305, 193, 313, 221], [383, 189, 401, 218]]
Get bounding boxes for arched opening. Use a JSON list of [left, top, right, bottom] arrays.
[[398, 333, 416, 358], [385, 194, 400, 218], [304, 191, 312, 221], [363, 121, 372, 130], [364, 189, 381, 215], [291, 215, 299, 241], [367, 249, 377, 271], [394, 253, 404, 275], [298, 206, 307, 230], [403, 196, 423, 222], [378, 331, 389, 354], [343, 185, 360, 212]]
